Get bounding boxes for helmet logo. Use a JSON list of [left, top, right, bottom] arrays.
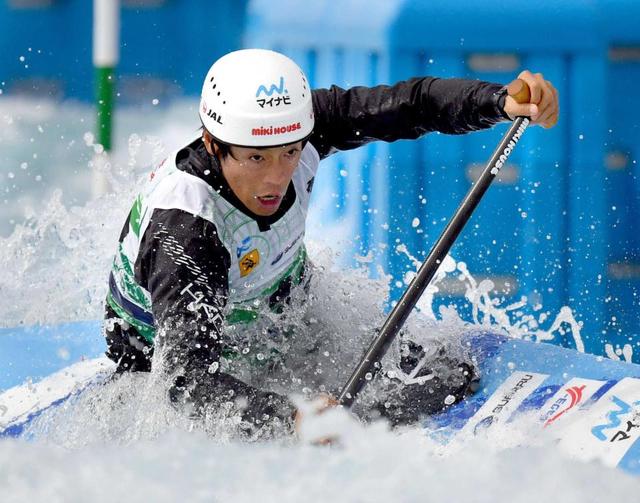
[[201, 101, 223, 125], [256, 76, 287, 97], [256, 76, 291, 109], [206, 109, 223, 125], [251, 122, 301, 137]]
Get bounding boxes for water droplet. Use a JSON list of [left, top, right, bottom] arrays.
[[83, 132, 95, 146]]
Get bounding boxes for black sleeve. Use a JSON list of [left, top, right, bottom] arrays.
[[136, 208, 296, 435], [310, 77, 508, 159]]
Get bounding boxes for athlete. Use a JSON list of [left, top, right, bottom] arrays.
[[104, 49, 559, 436]]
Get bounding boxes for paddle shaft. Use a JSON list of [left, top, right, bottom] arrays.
[[338, 114, 531, 407]]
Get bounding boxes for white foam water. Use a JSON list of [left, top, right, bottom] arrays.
[[0, 97, 637, 501]]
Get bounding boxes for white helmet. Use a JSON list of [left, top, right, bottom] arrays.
[[199, 49, 314, 147]]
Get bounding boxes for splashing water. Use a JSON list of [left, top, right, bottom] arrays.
[[1, 98, 638, 501], [605, 343, 634, 363], [395, 244, 602, 357], [0, 96, 196, 327]]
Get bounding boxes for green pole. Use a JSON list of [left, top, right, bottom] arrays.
[[96, 66, 115, 152], [93, 0, 119, 153]]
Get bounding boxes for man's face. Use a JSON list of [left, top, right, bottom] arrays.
[[215, 142, 303, 216]]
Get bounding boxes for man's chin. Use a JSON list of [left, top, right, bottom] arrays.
[[252, 204, 280, 217]]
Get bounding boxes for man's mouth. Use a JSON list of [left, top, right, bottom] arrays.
[[255, 194, 282, 208]]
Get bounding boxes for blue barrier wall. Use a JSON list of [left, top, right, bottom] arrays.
[[1, 0, 638, 358], [599, 0, 640, 348], [0, 0, 247, 101], [387, 0, 609, 355], [0, 0, 93, 99]]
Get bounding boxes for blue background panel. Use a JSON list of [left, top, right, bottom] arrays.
[[0, 321, 105, 392]]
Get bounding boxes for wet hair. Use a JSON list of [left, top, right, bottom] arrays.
[[199, 126, 240, 160], [214, 141, 234, 160]]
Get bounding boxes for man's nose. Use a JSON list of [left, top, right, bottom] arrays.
[[265, 162, 291, 187]]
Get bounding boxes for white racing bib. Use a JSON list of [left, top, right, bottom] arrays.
[[110, 141, 320, 337]]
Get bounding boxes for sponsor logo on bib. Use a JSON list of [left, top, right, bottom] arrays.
[[239, 249, 260, 277], [236, 237, 252, 258]]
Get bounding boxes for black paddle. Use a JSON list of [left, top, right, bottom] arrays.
[[338, 80, 532, 407]]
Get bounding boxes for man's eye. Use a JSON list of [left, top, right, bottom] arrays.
[[285, 149, 299, 157], [250, 155, 264, 162]]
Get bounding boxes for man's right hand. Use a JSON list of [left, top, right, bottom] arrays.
[[503, 70, 559, 128], [294, 393, 340, 445]]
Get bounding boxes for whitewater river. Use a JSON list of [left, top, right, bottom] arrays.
[[0, 97, 637, 502]]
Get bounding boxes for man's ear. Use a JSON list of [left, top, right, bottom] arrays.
[[202, 131, 217, 156]]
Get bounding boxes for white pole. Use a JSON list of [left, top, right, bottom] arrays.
[[92, 0, 120, 197], [93, 0, 120, 68]]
